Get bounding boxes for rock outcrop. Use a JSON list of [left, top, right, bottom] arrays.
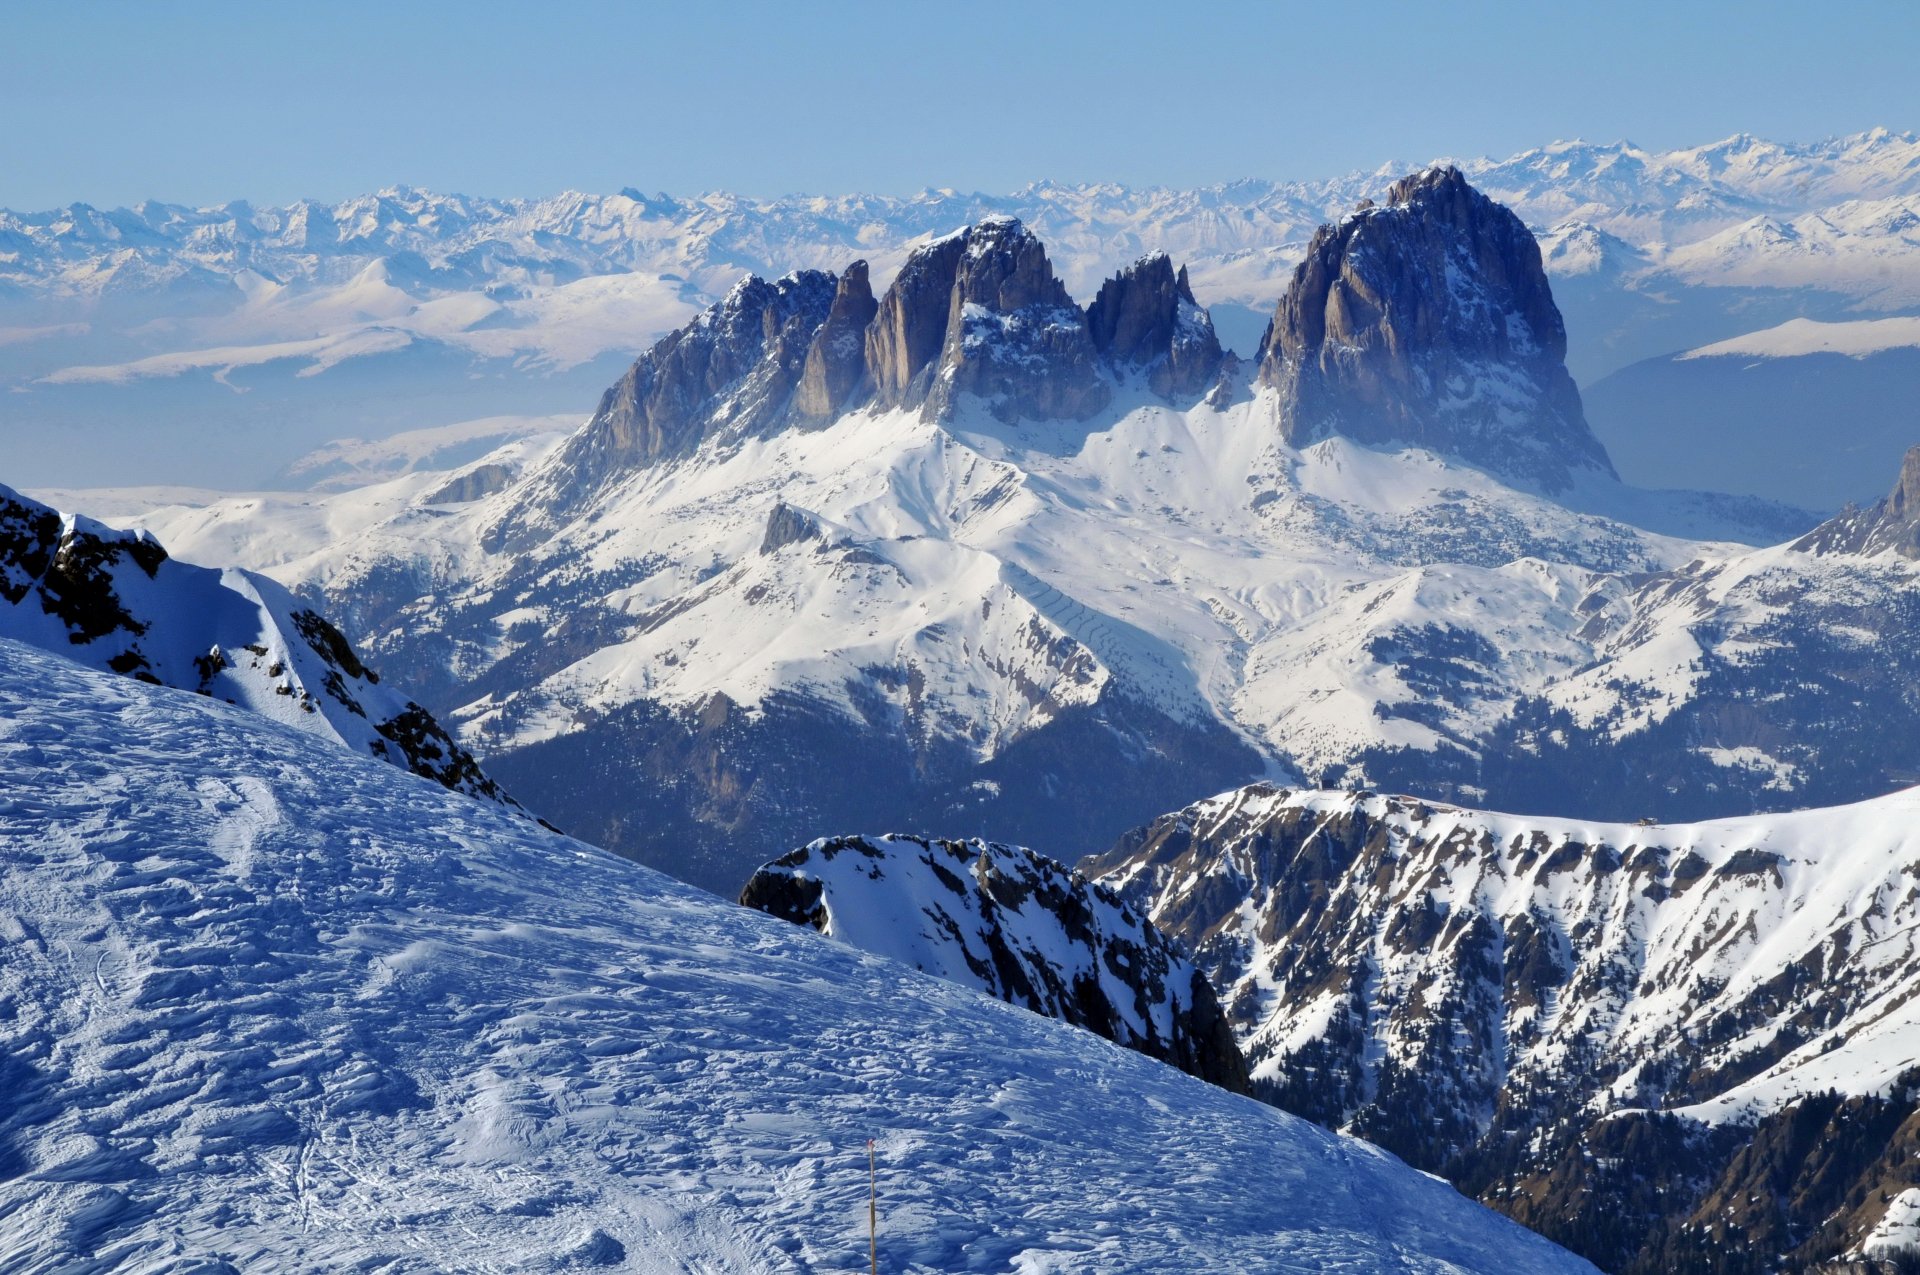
[[1087, 252, 1226, 400], [869, 217, 1110, 423], [0, 483, 521, 811], [1793, 443, 1920, 558], [741, 833, 1250, 1093], [1258, 166, 1614, 492], [758, 499, 823, 554], [793, 260, 878, 422]]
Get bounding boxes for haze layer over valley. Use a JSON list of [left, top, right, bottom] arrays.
[[10, 129, 1920, 506]]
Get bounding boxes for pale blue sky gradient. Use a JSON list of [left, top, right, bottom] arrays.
[[8, 0, 1918, 209]]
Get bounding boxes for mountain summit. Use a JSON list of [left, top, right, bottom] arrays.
[[1257, 166, 1614, 492], [1794, 442, 1920, 557]]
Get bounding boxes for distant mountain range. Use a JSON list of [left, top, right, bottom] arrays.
[[7, 129, 1920, 501]]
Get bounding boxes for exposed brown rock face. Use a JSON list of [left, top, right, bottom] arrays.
[[574, 271, 837, 470], [758, 499, 823, 554], [869, 217, 1109, 423], [1087, 253, 1226, 400], [1793, 443, 1920, 557], [1258, 166, 1613, 492], [793, 260, 878, 422], [866, 233, 970, 406]]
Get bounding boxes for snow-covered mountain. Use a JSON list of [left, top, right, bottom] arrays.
[[0, 482, 516, 809], [0, 636, 1597, 1273], [7, 130, 1920, 491], [741, 834, 1248, 1092], [1085, 780, 1920, 1273], [74, 169, 1920, 901]]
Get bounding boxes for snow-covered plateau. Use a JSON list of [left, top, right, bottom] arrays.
[[0, 637, 1596, 1273]]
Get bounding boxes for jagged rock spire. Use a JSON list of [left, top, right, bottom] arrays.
[[1792, 444, 1920, 558], [1087, 252, 1226, 400], [1258, 165, 1614, 493], [794, 261, 879, 423]]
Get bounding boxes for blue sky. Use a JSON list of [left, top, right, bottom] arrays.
[[8, 0, 1917, 209]]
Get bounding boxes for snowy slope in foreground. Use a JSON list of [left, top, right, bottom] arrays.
[[0, 640, 1593, 1274]]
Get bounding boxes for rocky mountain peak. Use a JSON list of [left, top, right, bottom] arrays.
[[1893, 443, 1920, 521], [1087, 252, 1227, 400], [595, 269, 836, 465], [1257, 166, 1615, 493], [1791, 443, 1920, 557], [869, 218, 1110, 423], [949, 214, 1077, 313], [488, 269, 838, 544]]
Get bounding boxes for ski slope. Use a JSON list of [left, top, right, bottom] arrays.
[[0, 638, 1593, 1273]]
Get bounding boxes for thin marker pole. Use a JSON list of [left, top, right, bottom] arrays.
[[867, 1138, 878, 1275]]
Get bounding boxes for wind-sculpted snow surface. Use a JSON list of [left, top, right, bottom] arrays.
[[1088, 781, 1920, 1270], [0, 639, 1596, 1274], [0, 482, 517, 810], [741, 834, 1250, 1093]]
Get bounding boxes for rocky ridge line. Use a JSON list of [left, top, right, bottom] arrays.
[[742, 832, 1251, 1094]]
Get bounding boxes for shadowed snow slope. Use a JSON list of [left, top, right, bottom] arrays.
[[0, 639, 1593, 1274]]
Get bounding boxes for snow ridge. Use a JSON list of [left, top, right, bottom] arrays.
[[0, 482, 518, 810], [741, 833, 1250, 1092]]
